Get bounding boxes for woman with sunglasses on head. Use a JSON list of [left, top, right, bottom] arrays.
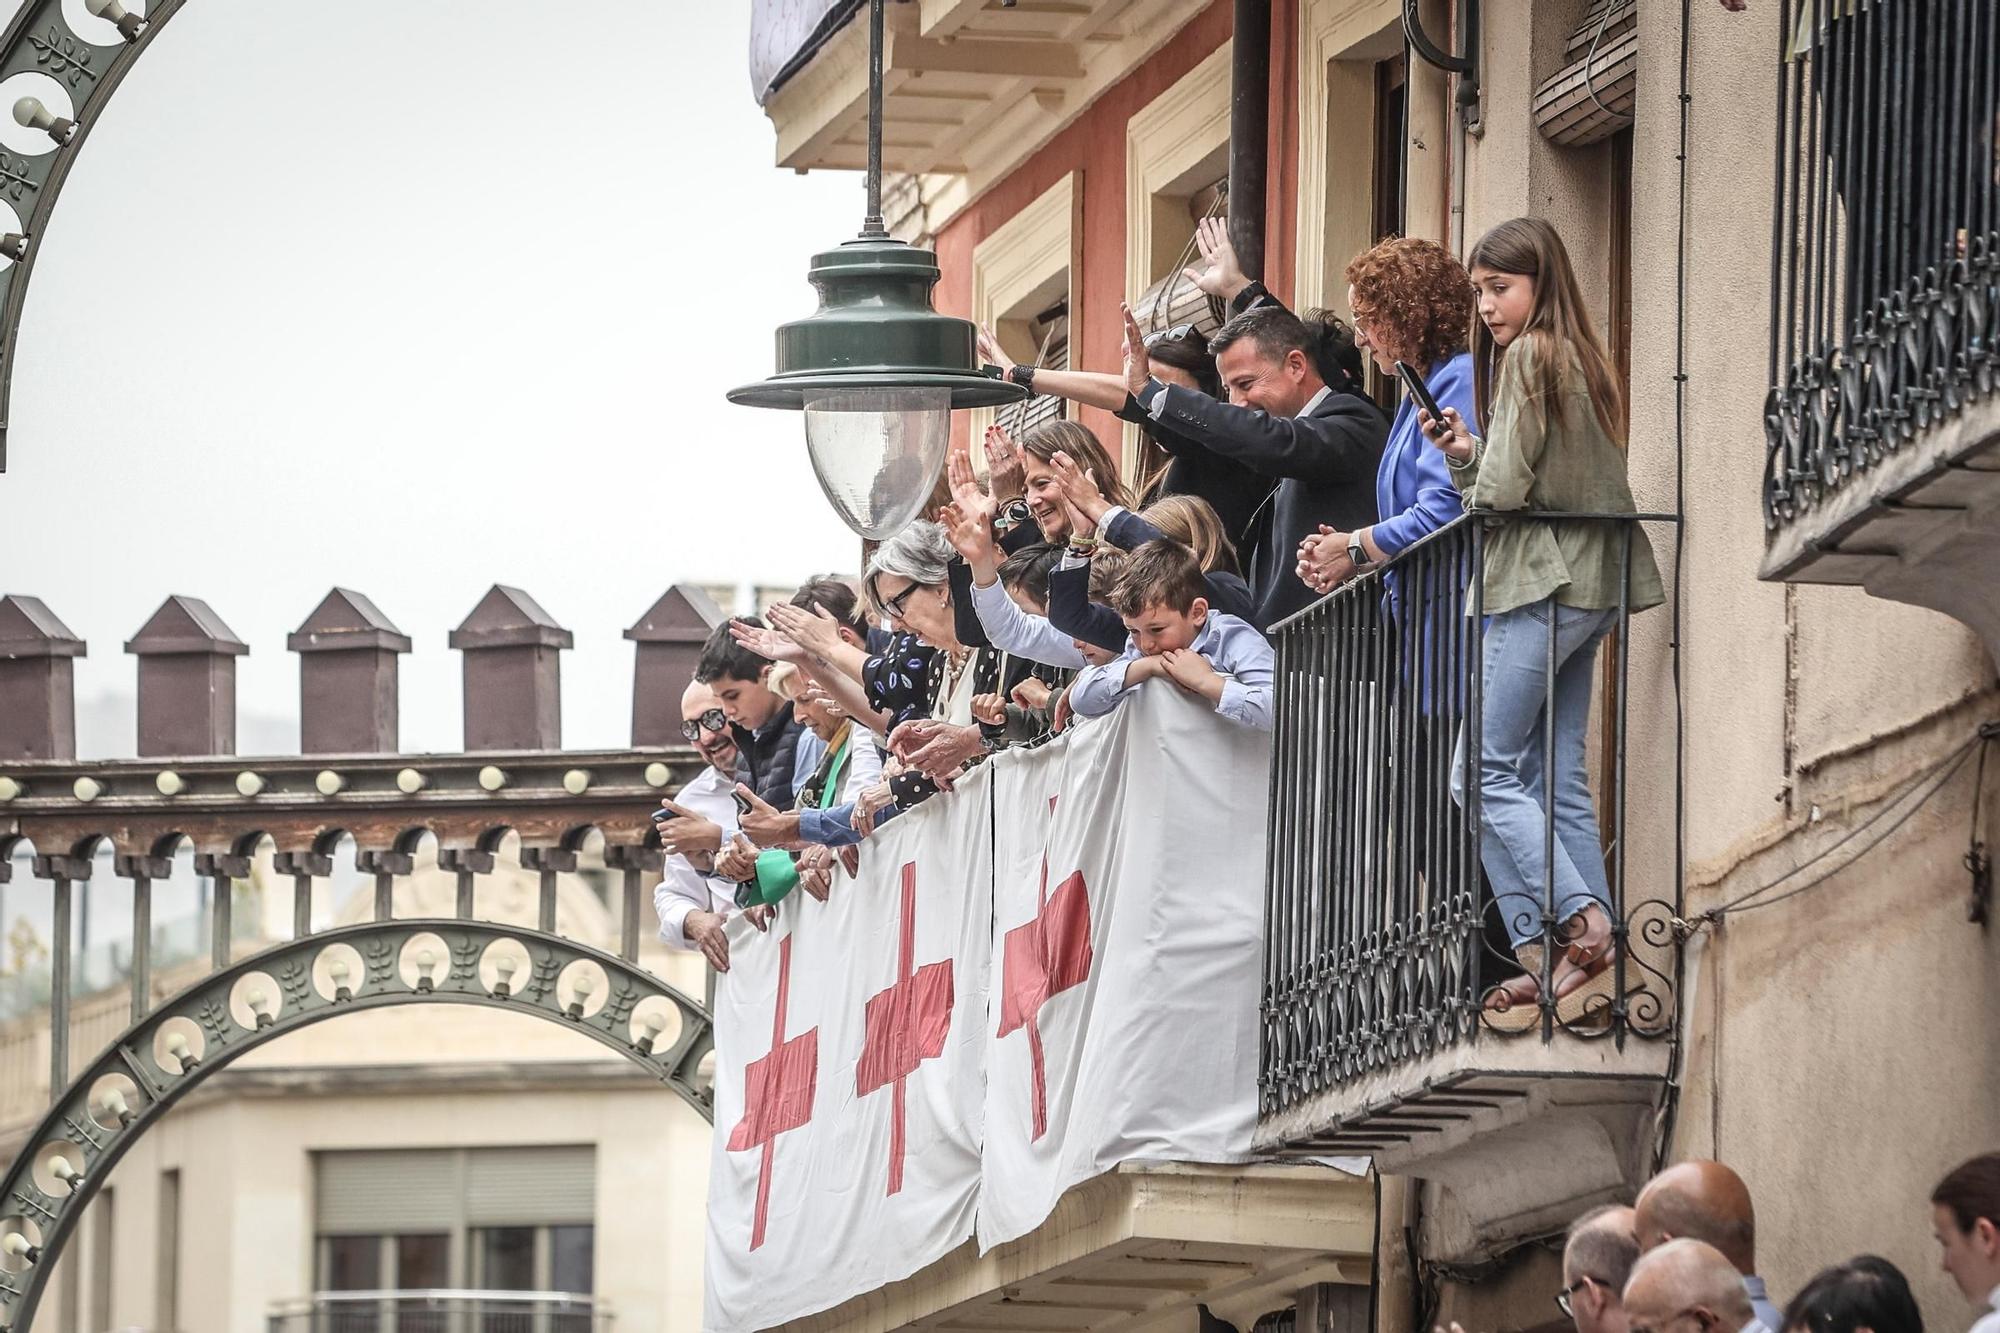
[[1425, 216, 1664, 1023], [979, 319, 1275, 547]]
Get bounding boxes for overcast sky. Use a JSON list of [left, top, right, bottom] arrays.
[[2, 0, 862, 757]]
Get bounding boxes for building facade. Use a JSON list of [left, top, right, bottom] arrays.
[[749, 0, 2000, 1329]]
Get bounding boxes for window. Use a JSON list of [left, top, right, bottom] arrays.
[[156, 1169, 180, 1333], [314, 1146, 597, 1304], [474, 1227, 536, 1290], [1124, 43, 1233, 479], [972, 171, 1080, 453]]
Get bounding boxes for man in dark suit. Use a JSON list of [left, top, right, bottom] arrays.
[[1119, 300, 1387, 630]]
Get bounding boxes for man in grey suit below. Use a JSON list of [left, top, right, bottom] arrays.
[[1118, 299, 1386, 630]]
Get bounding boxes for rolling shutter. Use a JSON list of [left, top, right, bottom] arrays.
[[317, 1150, 459, 1234], [465, 1146, 595, 1227]]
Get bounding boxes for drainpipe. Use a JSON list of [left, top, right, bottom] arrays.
[[1228, 0, 1271, 284]]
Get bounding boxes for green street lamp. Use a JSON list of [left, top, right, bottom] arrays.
[[728, 0, 1027, 539]]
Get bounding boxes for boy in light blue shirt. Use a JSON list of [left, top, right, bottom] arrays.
[[1068, 540, 1274, 731]]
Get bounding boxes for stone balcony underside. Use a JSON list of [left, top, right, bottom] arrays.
[[1257, 1038, 1670, 1266], [1763, 394, 2000, 663], [779, 1163, 1377, 1333]]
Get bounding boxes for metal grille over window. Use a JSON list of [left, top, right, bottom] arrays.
[[999, 297, 1070, 436], [1130, 178, 1230, 340], [1763, 0, 2000, 527]]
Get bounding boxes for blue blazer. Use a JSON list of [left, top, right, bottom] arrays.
[[1370, 352, 1477, 561]]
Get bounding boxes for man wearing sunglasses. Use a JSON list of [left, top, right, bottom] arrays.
[[1623, 1240, 1769, 1333], [1560, 1205, 1641, 1333], [653, 681, 751, 973]]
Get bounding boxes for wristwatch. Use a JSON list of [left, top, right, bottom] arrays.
[[996, 497, 1032, 533], [1348, 532, 1371, 570]]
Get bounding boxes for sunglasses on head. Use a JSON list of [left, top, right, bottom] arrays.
[[1144, 323, 1197, 349], [679, 708, 728, 743]]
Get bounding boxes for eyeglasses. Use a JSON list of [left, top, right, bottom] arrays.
[[881, 581, 924, 620], [1144, 323, 1197, 349], [1557, 1277, 1600, 1317], [678, 708, 728, 743]]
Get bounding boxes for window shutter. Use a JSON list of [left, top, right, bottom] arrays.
[[317, 1150, 459, 1234], [464, 1146, 596, 1227]]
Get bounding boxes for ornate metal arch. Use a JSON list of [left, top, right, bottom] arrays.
[[0, 918, 712, 1333], [0, 0, 185, 470]]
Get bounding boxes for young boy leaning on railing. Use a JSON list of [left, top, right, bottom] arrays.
[[1067, 539, 1274, 731]]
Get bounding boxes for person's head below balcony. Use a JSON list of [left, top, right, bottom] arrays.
[[1634, 1161, 1783, 1333], [1781, 1256, 1924, 1333], [696, 616, 803, 813], [1433, 216, 1666, 1031], [1932, 1152, 2000, 1333], [1298, 235, 1478, 596], [1624, 1239, 1766, 1333], [1562, 1204, 1642, 1333], [1065, 539, 1273, 733], [1118, 250, 1388, 632]]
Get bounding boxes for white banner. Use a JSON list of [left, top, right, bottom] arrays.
[[703, 765, 994, 1333], [978, 684, 1270, 1248], [703, 685, 1286, 1329]]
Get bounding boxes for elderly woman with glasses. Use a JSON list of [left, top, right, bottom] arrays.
[[734, 521, 999, 849]]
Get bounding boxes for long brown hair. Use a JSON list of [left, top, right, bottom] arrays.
[[1467, 217, 1624, 445], [1018, 419, 1135, 510]]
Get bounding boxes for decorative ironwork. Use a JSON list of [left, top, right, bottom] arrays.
[[0, 0, 192, 470], [1260, 514, 1678, 1121], [26, 26, 97, 87], [1763, 0, 2000, 528], [0, 921, 711, 1333]]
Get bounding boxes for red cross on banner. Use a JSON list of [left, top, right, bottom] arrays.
[[996, 798, 1093, 1141], [856, 861, 956, 1196], [726, 934, 818, 1251]]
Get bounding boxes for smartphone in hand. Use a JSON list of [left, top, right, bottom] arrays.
[[731, 790, 754, 818], [1394, 360, 1447, 437]]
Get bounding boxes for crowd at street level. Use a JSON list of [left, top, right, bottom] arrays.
[[1443, 1154, 2000, 1333], [651, 212, 1659, 1029]]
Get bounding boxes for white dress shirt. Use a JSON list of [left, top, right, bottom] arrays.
[[653, 765, 741, 950], [1068, 611, 1275, 730], [969, 576, 1088, 669], [1970, 1285, 2000, 1333]]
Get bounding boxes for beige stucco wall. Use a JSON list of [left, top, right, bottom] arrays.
[[1449, 0, 2000, 1328]]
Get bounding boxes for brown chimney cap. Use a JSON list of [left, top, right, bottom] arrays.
[[448, 584, 574, 651], [287, 587, 413, 654], [623, 583, 726, 644], [123, 595, 249, 657], [0, 594, 85, 658]]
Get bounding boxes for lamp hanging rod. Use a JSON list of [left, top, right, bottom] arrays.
[[862, 0, 889, 238]]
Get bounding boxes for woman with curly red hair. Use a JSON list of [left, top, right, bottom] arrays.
[[1297, 236, 1478, 592]]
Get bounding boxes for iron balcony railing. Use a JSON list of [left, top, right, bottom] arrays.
[[265, 1290, 611, 1333], [1763, 0, 2000, 527], [1260, 513, 1677, 1120]]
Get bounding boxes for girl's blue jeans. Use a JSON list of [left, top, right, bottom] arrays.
[[1451, 599, 1618, 949]]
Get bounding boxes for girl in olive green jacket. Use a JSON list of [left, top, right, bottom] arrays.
[[1424, 217, 1663, 1028]]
